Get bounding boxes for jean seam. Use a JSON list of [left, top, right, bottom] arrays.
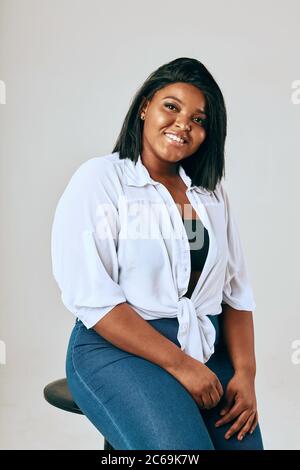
[[69, 323, 131, 449]]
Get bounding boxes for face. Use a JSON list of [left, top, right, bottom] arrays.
[[140, 82, 207, 169]]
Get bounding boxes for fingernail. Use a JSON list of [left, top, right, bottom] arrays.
[[220, 410, 226, 415], [225, 434, 230, 439], [215, 423, 220, 427], [250, 429, 253, 434], [238, 434, 244, 440]]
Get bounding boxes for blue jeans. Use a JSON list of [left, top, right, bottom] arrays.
[[66, 313, 264, 450]]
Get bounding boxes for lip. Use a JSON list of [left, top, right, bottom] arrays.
[[164, 132, 188, 146]]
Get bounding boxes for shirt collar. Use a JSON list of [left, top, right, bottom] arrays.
[[123, 153, 212, 195]]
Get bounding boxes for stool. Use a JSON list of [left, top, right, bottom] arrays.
[[43, 378, 115, 450]]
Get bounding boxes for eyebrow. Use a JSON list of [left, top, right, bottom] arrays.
[[162, 95, 207, 116]]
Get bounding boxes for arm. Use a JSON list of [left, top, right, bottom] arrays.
[[219, 181, 257, 377], [93, 301, 188, 375], [94, 302, 225, 410], [221, 303, 256, 377], [214, 184, 259, 439], [216, 303, 259, 440]]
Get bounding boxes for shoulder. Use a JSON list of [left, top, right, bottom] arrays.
[[211, 179, 229, 204], [56, 152, 125, 211], [65, 152, 124, 196], [210, 180, 232, 225], [69, 152, 123, 185]]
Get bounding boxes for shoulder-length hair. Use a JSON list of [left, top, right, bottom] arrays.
[[112, 57, 227, 191]]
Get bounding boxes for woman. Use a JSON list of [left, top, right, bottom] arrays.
[[51, 57, 264, 450]]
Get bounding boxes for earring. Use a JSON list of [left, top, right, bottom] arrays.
[[140, 113, 145, 120]]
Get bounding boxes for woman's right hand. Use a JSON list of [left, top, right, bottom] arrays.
[[169, 354, 224, 409]]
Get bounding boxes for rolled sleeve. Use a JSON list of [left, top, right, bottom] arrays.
[[51, 158, 127, 328], [221, 184, 256, 312]]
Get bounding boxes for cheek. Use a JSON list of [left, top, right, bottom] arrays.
[[155, 112, 171, 128], [194, 128, 206, 145], [145, 112, 169, 133]]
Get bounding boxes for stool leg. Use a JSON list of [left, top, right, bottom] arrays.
[[104, 438, 115, 451]]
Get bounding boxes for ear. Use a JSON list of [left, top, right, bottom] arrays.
[[140, 96, 150, 116]]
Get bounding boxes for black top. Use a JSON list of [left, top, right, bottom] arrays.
[[181, 218, 209, 271]]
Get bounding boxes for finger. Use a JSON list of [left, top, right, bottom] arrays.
[[219, 388, 235, 416], [216, 401, 242, 425], [202, 392, 215, 409], [249, 412, 259, 434], [215, 401, 244, 427], [237, 412, 256, 441], [215, 380, 223, 398], [196, 396, 206, 409], [224, 410, 252, 440], [196, 392, 210, 409], [209, 389, 221, 408]]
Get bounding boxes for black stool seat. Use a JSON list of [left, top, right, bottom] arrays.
[[43, 378, 114, 450], [44, 378, 83, 414]]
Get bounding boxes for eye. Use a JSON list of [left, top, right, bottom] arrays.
[[164, 103, 177, 111], [194, 117, 206, 126], [164, 103, 206, 126]]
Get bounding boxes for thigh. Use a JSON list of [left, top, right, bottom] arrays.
[[200, 343, 264, 450], [66, 319, 215, 450]]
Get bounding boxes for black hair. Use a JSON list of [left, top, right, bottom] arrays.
[[112, 57, 227, 191]]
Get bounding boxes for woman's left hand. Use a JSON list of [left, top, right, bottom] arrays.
[[214, 370, 259, 440]]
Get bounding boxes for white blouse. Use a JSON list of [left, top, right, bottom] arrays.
[[51, 152, 256, 364]]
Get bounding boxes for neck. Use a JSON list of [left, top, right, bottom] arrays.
[[140, 154, 180, 181]]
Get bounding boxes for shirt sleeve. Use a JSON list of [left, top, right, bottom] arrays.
[[220, 183, 256, 312], [51, 157, 127, 328]]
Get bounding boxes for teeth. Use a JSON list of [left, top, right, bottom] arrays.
[[165, 133, 185, 144]]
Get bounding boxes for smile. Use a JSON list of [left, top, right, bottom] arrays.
[[164, 133, 187, 146]]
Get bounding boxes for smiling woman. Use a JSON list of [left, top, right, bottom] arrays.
[[52, 57, 264, 450], [113, 57, 227, 191], [139, 83, 209, 176]]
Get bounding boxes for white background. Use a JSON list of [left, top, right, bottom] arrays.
[[0, 0, 299, 449]]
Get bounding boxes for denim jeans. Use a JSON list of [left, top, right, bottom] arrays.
[[66, 312, 264, 450]]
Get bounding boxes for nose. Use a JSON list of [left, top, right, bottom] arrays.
[[175, 120, 191, 131]]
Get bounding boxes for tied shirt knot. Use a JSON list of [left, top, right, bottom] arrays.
[[177, 296, 216, 363]]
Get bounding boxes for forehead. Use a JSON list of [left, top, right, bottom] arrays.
[[155, 82, 206, 107]]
